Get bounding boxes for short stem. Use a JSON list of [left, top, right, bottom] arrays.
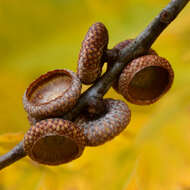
[[105, 49, 119, 63]]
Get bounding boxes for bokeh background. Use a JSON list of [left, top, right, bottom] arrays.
[[0, 0, 190, 189]]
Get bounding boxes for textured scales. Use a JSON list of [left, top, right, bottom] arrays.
[[77, 22, 109, 84], [23, 69, 82, 119], [75, 99, 131, 146], [111, 39, 157, 92], [118, 55, 174, 105], [27, 114, 38, 126], [24, 118, 85, 165]]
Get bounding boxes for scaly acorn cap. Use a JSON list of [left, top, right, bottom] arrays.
[[111, 39, 157, 92], [27, 114, 38, 126], [24, 118, 85, 165], [77, 22, 109, 84], [118, 55, 174, 105], [75, 98, 131, 146], [23, 69, 82, 120]]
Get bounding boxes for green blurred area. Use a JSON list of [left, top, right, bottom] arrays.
[[0, 0, 190, 190]]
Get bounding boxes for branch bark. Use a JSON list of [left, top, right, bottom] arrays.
[[0, 141, 26, 170], [0, 0, 188, 171]]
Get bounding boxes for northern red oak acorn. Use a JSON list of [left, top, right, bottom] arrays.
[[111, 39, 174, 105], [24, 118, 85, 165], [111, 39, 157, 92], [27, 114, 38, 126], [77, 22, 109, 84], [75, 98, 131, 146], [23, 69, 81, 119], [117, 55, 174, 105]]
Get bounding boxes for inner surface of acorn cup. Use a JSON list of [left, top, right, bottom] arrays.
[[129, 66, 169, 101], [118, 55, 174, 105], [24, 119, 85, 165], [29, 74, 71, 105], [32, 135, 78, 164], [23, 69, 81, 119]]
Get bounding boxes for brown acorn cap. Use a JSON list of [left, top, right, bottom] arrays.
[[24, 118, 85, 165], [75, 98, 131, 146], [111, 39, 157, 92], [27, 114, 38, 126], [118, 55, 174, 105], [23, 69, 82, 119], [77, 22, 109, 84]]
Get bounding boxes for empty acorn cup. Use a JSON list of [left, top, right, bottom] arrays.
[[24, 118, 86, 165], [117, 55, 174, 105], [23, 69, 82, 119], [111, 39, 157, 92], [75, 98, 131, 146], [77, 22, 109, 84]]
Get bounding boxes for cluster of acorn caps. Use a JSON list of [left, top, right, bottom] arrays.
[[23, 22, 174, 165]]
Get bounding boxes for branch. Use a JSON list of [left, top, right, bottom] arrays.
[[0, 0, 188, 171], [0, 141, 26, 170]]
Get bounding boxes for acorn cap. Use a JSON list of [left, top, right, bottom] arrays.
[[75, 98, 131, 146], [118, 55, 174, 105], [23, 69, 82, 119], [111, 39, 157, 92], [24, 118, 85, 165], [77, 22, 109, 84], [27, 114, 38, 126]]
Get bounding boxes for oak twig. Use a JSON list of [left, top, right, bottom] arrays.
[[0, 141, 26, 170], [0, 0, 188, 171]]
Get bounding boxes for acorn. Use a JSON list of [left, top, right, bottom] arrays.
[[117, 55, 174, 105], [24, 118, 86, 165], [75, 98, 131, 146], [77, 22, 109, 84], [27, 114, 38, 126], [23, 69, 82, 119], [111, 39, 157, 92]]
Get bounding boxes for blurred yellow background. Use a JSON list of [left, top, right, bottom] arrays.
[[0, 0, 190, 190]]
